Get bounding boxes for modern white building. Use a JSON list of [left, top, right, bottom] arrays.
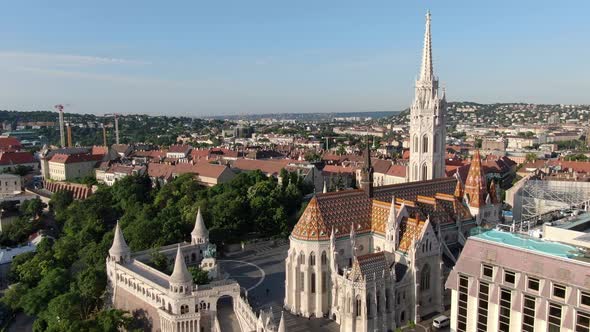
[[446, 225, 590, 332]]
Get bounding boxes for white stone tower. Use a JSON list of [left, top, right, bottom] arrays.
[[169, 245, 193, 296], [408, 11, 447, 181], [191, 207, 209, 245], [108, 221, 130, 263]]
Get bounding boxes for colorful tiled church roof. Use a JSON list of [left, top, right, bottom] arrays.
[[397, 217, 425, 252], [291, 190, 371, 241], [291, 177, 464, 241], [349, 251, 394, 282], [463, 150, 487, 208]]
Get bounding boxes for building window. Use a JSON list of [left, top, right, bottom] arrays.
[[421, 163, 428, 181], [355, 297, 362, 317], [422, 135, 429, 153], [582, 291, 590, 307], [553, 284, 566, 299], [577, 311, 590, 332], [420, 264, 431, 291], [300, 272, 305, 291], [504, 270, 515, 284], [527, 277, 540, 291], [482, 264, 493, 279], [322, 272, 327, 293], [457, 276, 469, 332], [498, 289, 511, 332], [321, 251, 327, 265], [522, 295, 535, 332], [309, 252, 316, 266], [548, 302, 562, 332], [477, 281, 490, 332], [311, 273, 316, 293]]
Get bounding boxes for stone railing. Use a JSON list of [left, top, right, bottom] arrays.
[[235, 295, 258, 332]]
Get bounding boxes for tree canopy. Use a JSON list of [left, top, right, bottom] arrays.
[[3, 170, 311, 330]]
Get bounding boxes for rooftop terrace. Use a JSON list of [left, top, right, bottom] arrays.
[[473, 229, 584, 260]]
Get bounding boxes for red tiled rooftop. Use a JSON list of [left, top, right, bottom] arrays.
[[0, 151, 35, 165], [49, 153, 103, 164]]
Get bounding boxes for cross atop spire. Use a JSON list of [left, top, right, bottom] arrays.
[[419, 10, 433, 82]]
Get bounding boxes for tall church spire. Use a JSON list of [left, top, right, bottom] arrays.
[[419, 10, 433, 82], [408, 11, 446, 182]]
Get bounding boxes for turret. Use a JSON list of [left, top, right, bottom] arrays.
[[169, 245, 193, 296], [191, 207, 209, 245], [109, 221, 130, 263], [277, 311, 286, 332]]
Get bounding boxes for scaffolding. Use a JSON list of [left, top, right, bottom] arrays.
[[517, 179, 590, 228]]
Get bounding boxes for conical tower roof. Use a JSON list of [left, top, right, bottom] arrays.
[[278, 311, 286, 332], [109, 221, 130, 257], [191, 207, 209, 239], [464, 150, 487, 208], [170, 245, 192, 284]]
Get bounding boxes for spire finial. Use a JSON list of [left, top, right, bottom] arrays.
[[419, 10, 433, 82]]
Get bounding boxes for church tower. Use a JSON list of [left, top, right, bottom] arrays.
[[408, 11, 447, 181]]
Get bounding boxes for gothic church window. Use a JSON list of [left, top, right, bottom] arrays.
[[421, 163, 428, 181], [420, 264, 431, 291], [422, 135, 429, 153]]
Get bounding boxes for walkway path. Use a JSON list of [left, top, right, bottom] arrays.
[[217, 297, 241, 332]]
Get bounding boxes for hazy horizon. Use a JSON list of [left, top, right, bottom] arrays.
[[1, 1, 588, 116]]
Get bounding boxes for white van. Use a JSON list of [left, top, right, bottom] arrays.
[[432, 315, 450, 329]]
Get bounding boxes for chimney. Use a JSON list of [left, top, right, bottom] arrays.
[[67, 125, 73, 147]]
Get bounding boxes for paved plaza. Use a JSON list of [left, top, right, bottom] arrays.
[[218, 241, 339, 331]]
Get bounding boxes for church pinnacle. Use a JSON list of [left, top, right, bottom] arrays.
[[419, 10, 433, 83]]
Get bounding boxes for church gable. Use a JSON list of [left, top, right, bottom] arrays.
[[398, 216, 426, 253], [291, 190, 372, 241], [349, 251, 394, 282]]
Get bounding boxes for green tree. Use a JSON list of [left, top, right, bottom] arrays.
[[20, 197, 45, 219], [188, 266, 210, 285], [525, 153, 538, 163]]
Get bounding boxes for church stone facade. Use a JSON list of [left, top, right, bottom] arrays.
[[283, 12, 501, 332]]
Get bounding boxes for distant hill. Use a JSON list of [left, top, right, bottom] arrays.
[[211, 111, 401, 121]]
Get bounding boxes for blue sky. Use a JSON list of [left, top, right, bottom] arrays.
[[0, 1, 588, 116]]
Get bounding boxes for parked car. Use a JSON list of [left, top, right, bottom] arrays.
[[432, 315, 450, 329]]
